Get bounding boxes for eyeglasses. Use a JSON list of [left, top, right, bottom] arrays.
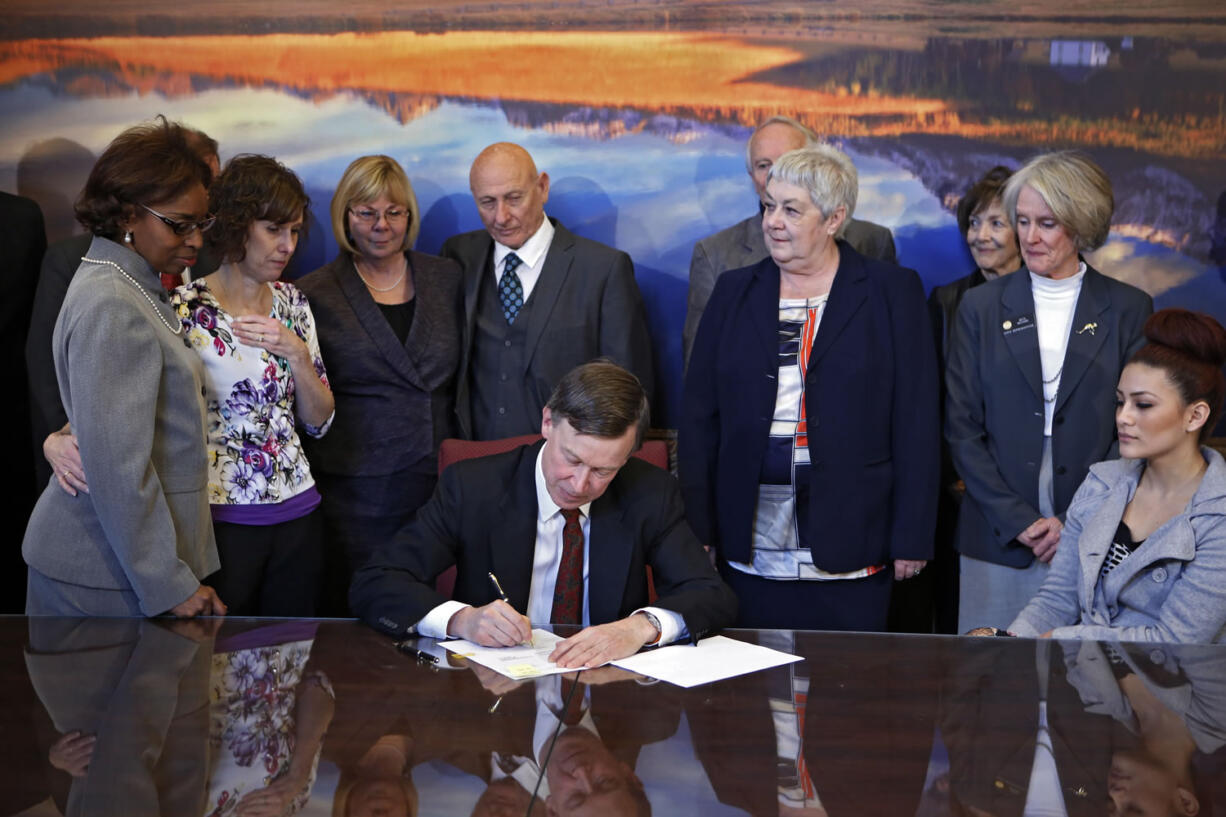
[[349, 206, 408, 224], [141, 203, 216, 236]]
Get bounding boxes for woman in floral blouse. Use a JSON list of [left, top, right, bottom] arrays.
[[175, 154, 334, 615]]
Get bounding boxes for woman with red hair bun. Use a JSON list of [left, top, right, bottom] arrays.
[[1008, 309, 1226, 643]]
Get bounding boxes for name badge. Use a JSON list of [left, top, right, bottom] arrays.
[[1001, 314, 1035, 336]]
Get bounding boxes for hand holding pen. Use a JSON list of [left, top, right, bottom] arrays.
[[444, 571, 532, 647]]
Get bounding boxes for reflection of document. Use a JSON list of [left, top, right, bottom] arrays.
[[441, 628, 589, 679], [613, 635, 801, 688]]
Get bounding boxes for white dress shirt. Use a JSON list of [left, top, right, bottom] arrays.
[[416, 443, 685, 643], [493, 216, 555, 304]]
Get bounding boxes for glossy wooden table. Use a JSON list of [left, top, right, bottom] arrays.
[[2, 618, 1224, 817]]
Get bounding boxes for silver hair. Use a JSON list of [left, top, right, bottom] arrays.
[[767, 144, 858, 237], [1002, 151, 1113, 251], [744, 115, 819, 173]]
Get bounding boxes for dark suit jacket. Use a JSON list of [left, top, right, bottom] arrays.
[[350, 440, 736, 640], [297, 250, 462, 477], [26, 234, 219, 485], [440, 219, 654, 438], [679, 242, 939, 572], [929, 268, 988, 483], [944, 262, 1152, 566], [1, 192, 45, 607], [683, 210, 896, 365]]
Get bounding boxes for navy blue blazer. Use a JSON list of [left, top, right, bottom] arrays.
[[679, 242, 939, 573], [944, 262, 1152, 567]]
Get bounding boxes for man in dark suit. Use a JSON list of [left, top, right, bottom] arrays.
[[683, 115, 897, 366], [441, 142, 654, 440], [351, 361, 735, 668]]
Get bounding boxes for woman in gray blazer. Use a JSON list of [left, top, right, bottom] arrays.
[[1010, 310, 1226, 644], [298, 156, 462, 615], [945, 151, 1152, 632], [23, 118, 224, 617]]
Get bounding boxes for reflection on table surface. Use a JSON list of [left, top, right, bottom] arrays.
[[3, 618, 1225, 817]]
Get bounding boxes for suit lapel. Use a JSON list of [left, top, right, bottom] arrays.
[[460, 235, 493, 363], [745, 259, 782, 372], [1053, 266, 1111, 416], [587, 488, 633, 626], [334, 255, 424, 387], [806, 242, 867, 366], [492, 445, 542, 613], [1076, 479, 1131, 606], [743, 212, 766, 262], [1102, 512, 1196, 605], [1000, 270, 1045, 403], [454, 235, 494, 438], [521, 219, 573, 373]]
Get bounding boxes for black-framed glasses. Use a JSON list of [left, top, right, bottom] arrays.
[[348, 206, 408, 224], [140, 203, 216, 236]]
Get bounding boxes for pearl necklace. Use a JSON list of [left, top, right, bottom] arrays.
[[355, 256, 407, 293], [81, 256, 182, 335]]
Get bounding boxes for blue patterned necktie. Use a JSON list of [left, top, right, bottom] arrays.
[[499, 253, 525, 324]]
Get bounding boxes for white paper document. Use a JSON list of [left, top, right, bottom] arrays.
[[441, 628, 584, 679], [611, 635, 802, 687]]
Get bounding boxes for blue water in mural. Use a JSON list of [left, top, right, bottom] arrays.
[[2, 63, 1223, 427]]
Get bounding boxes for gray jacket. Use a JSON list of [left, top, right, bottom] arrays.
[[1011, 447, 1226, 644], [23, 236, 217, 615]]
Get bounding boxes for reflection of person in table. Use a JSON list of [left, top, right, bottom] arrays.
[[352, 360, 736, 669], [1061, 639, 1226, 817], [467, 664, 674, 817]]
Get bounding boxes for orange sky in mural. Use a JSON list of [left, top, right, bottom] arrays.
[[1, 31, 1222, 157], [0, 31, 947, 115]]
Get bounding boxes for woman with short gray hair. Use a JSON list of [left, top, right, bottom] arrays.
[[946, 150, 1153, 633], [681, 145, 939, 631]]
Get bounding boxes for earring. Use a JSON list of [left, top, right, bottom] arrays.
[[124, 231, 133, 244]]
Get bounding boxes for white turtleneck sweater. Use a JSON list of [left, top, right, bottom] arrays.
[[1030, 262, 1086, 435]]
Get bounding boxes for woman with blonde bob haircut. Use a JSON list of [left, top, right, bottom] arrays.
[[299, 155, 462, 614], [945, 150, 1153, 633]]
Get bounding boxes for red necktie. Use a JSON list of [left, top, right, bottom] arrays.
[[551, 508, 584, 626]]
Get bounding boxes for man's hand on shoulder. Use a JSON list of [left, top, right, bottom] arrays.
[[548, 612, 659, 669], [448, 600, 532, 647]]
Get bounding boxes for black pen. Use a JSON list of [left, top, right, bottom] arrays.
[[488, 571, 533, 647], [488, 571, 510, 603]]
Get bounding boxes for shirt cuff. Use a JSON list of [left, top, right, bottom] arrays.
[[302, 409, 335, 439], [635, 606, 688, 646], [418, 600, 470, 639]]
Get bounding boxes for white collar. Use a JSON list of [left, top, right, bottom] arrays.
[[535, 442, 591, 523], [494, 216, 555, 274]]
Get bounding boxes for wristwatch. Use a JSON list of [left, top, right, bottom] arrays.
[[640, 610, 662, 644]]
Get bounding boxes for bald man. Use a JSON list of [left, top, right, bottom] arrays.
[[683, 116, 897, 366], [441, 142, 654, 440]]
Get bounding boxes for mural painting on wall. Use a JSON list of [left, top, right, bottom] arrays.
[[2, 1, 1224, 425]]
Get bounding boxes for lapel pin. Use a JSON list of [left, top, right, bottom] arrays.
[[1002, 320, 1012, 330], [1077, 322, 1097, 335]]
